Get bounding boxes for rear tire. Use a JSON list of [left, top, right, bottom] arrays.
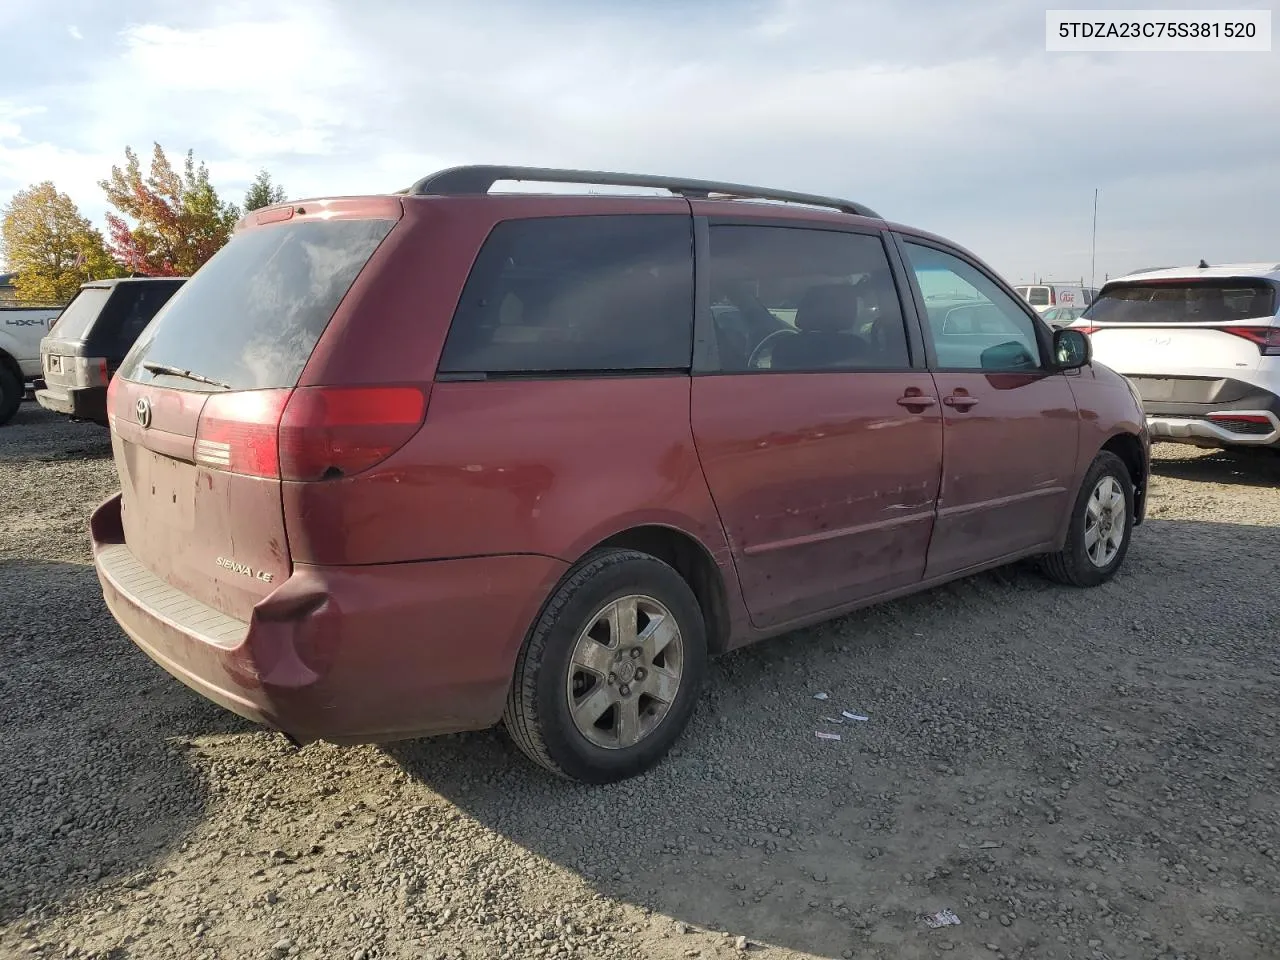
[[0, 364, 22, 426], [1040, 451, 1134, 587], [503, 548, 707, 784]]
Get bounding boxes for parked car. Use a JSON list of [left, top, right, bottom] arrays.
[[36, 278, 186, 425], [0, 304, 63, 425], [1043, 306, 1087, 327], [1073, 262, 1280, 450], [91, 165, 1149, 784], [1014, 282, 1097, 314]]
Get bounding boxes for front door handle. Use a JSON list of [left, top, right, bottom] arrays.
[[942, 394, 980, 410], [896, 394, 937, 409]]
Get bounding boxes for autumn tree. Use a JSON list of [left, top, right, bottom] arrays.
[[243, 169, 287, 212], [0, 182, 119, 303], [100, 144, 240, 277]]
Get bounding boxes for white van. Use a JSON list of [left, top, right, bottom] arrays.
[[1014, 283, 1097, 314]]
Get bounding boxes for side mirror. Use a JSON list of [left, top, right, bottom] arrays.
[[1054, 327, 1091, 370], [979, 340, 1038, 371]]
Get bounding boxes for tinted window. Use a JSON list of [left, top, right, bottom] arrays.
[[1084, 280, 1277, 324], [1027, 286, 1050, 306], [92, 283, 184, 356], [48, 287, 113, 342], [902, 243, 1043, 371], [439, 215, 693, 375], [706, 225, 910, 372], [119, 219, 394, 391]]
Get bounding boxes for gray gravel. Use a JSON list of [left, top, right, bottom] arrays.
[[2, 400, 1279, 960]]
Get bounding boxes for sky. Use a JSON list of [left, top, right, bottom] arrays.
[[1, 0, 1277, 285]]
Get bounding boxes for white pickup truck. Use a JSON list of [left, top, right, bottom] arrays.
[[1, 305, 64, 425]]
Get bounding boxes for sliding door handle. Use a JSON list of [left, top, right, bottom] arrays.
[[896, 394, 937, 409]]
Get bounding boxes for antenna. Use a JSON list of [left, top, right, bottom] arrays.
[[1090, 188, 1098, 295]]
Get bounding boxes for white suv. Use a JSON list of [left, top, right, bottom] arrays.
[[1073, 263, 1280, 450]]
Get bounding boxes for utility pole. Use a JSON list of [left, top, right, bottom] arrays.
[[1091, 188, 1098, 292]]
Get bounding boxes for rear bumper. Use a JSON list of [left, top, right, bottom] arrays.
[[90, 493, 567, 745], [1141, 385, 1280, 448], [1146, 411, 1280, 447], [36, 384, 107, 422]]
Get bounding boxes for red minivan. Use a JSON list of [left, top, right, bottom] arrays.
[[91, 166, 1149, 783]]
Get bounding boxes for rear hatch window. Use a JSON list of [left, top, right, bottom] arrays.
[[118, 218, 396, 391], [47, 287, 113, 342], [1085, 280, 1277, 324], [1027, 287, 1050, 306]]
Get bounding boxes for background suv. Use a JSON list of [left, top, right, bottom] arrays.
[[38, 277, 186, 424], [91, 165, 1149, 784], [1075, 263, 1280, 450]]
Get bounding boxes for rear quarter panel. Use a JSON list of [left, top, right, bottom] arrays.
[[282, 377, 733, 568], [286, 194, 750, 636]]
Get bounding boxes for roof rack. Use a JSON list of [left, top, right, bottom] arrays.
[[406, 165, 881, 219]]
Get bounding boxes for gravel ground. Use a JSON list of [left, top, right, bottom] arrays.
[[2, 401, 1278, 960]]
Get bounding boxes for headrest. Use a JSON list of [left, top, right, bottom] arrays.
[[795, 283, 859, 333]]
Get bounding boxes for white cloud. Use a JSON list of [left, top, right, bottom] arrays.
[[1, 0, 1278, 282], [68, 24, 83, 40]]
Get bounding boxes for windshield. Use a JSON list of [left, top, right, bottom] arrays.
[[118, 218, 395, 391], [47, 287, 113, 342], [1083, 279, 1277, 324]]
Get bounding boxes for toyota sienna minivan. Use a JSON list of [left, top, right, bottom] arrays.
[[91, 165, 1149, 783]]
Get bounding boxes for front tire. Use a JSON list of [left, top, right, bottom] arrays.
[[503, 548, 707, 784], [1041, 450, 1135, 587]]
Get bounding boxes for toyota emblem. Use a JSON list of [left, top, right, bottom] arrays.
[[135, 396, 152, 428]]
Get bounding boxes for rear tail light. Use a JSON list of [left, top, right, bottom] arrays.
[[1049, 288, 1057, 305], [195, 390, 291, 478], [106, 371, 119, 427], [279, 386, 427, 481], [193, 386, 427, 481], [1219, 326, 1280, 356], [1207, 413, 1272, 425], [1074, 325, 1099, 335]]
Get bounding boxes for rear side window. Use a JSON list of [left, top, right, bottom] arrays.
[[93, 283, 184, 355], [1086, 280, 1278, 324], [118, 219, 395, 391], [1027, 286, 1050, 306], [438, 215, 694, 375], [48, 287, 113, 341]]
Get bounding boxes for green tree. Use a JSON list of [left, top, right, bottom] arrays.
[[100, 143, 240, 276], [0, 181, 120, 303], [243, 169, 287, 212]]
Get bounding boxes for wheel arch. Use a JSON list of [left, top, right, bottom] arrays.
[[1101, 430, 1147, 525], [586, 524, 734, 655]]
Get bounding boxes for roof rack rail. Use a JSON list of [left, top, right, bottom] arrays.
[[406, 165, 881, 219]]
